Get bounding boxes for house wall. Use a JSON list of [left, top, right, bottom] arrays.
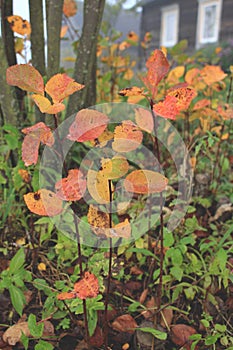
[[140, 0, 233, 52]]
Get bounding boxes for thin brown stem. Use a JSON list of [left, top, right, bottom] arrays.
[[150, 102, 165, 318], [104, 180, 113, 349]]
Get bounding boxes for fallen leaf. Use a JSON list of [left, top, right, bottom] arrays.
[[7, 15, 31, 36], [24, 189, 63, 216], [112, 120, 143, 152], [3, 322, 30, 345], [6, 64, 44, 94], [55, 169, 86, 201], [112, 314, 138, 334], [160, 307, 173, 328], [45, 74, 84, 103], [124, 170, 168, 194], [171, 324, 197, 349], [67, 109, 109, 142], [38, 263, 46, 271]]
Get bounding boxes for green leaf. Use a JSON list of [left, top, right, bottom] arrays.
[[20, 332, 29, 350], [88, 309, 98, 336], [5, 134, 18, 150], [215, 324, 226, 333], [9, 285, 26, 316], [9, 248, 25, 274], [35, 340, 54, 350], [170, 266, 183, 281], [205, 334, 219, 345], [28, 314, 44, 338], [138, 327, 167, 340]]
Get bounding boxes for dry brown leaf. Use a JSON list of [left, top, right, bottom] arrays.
[[112, 314, 138, 334], [171, 324, 197, 349], [160, 307, 173, 329], [3, 322, 30, 345]]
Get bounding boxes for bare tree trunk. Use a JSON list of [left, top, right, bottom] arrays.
[[29, 0, 46, 122], [0, 38, 20, 126], [66, 0, 105, 117], [1, 0, 25, 114], [46, 0, 64, 79], [29, 0, 46, 76]]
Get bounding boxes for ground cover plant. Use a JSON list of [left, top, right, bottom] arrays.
[[0, 6, 233, 350]]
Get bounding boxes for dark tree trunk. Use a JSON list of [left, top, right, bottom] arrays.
[[0, 38, 20, 126], [46, 0, 64, 79], [66, 0, 105, 117], [1, 0, 25, 114], [29, 0, 46, 122], [29, 0, 46, 76]]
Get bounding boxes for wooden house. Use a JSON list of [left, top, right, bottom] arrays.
[[140, 0, 233, 51]]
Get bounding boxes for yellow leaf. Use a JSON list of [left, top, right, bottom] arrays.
[[38, 262, 46, 271]]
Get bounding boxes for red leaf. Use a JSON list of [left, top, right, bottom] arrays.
[[67, 109, 109, 142], [24, 189, 63, 216], [6, 64, 44, 94], [112, 314, 138, 334], [45, 74, 84, 103], [22, 122, 54, 166], [171, 324, 198, 350], [55, 169, 86, 201], [74, 272, 99, 299], [153, 95, 180, 120], [124, 170, 168, 194], [143, 49, 170, 96]]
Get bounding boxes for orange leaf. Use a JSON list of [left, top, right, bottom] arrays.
[[22, 122, 54, 166], [87, 204, 109, 237], [143, 49, 170, 96], [112, 314, 137, 334], [87, 170, 113, 204], [192, 99, 210, 110], [55, 169, 86, 201], [118, 86, 145, 97], [109, 219, 131, 239], [100, 156, 129, 180], [67, 109, 109, 142], [32, 95, 65, 114], [24, 189, 63, 216], [6, 64, 44, 94], [45, 74, 84, 103], [112, 120, 143, 153], [153, 95, 180, 120], [124, 170, 168, 194], [57, 291, 76, 300], [7, 15, 31, 36], [167, 86, 197, 110], [127, 31, 139, 43], [63, 0, 77, 17], [135, 108, 154, 133], [60, 25, 68, 38], [18, 169, 31, 183], [200, 65, 227, 85], [74, 272, 99, 299]]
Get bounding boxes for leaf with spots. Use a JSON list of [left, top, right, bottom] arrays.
[[112, 120, 143, 153], [24, 189, 63, 216], [153, 95, 180, 120], [118, 86, 145, 97], [67, 109, 109, 142], [7, 15, 31, 36]]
